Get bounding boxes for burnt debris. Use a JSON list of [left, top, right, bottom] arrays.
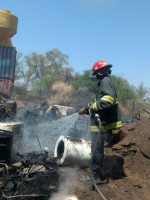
[[0, 150, 59, 200]]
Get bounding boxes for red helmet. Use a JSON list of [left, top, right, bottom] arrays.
[[92, 60, 112, 75]]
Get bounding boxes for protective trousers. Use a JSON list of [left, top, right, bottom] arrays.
[[90, 117, 112, 174], [91, 130, 104, 174]]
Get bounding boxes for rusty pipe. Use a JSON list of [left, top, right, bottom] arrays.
[[2, 190, 48, 199], [0, 163, 9, 188]]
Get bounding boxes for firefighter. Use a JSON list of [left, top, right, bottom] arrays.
[[79, 60, 122, 179]]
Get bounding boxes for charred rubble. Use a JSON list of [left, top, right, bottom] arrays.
[[0, 103, 65, 199], [0, 150, 60, 200]]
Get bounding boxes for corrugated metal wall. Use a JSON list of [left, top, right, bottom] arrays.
[[0, 46, 17, 81], [0, 79, 13, 96], [0, 46, 17, 96]]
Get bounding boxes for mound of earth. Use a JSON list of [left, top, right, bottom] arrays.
[[72, 120, 150, 200]]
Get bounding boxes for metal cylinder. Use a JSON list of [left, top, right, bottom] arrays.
[[54, 135, 91, 168], [0, 129, 13, 163], [0, 122, 23, 163], [0, 10, 18, 41]]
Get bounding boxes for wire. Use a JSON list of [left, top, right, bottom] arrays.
[[89, 117, 108, 200]]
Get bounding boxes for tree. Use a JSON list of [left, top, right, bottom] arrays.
[[70, 70, 97, 93], [15, 52, 36, 102], [45, 49, 69, 81], [111, 75, 137, 102], [61, 67, 75, 83], [15, 52, 25, 80], [14, 49, 71, 101], [27, 49, 69, 98], [137, 82, 149, 100]]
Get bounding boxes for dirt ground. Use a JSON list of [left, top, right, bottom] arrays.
[[72, 120, 150, 200]]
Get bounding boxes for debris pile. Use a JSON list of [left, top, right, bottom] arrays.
[[0, 150, 59, 200]]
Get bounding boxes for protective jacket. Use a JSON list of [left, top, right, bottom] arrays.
[[90, 74, 122, 132]]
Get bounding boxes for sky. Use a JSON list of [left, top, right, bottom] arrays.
[[1, 0, 150, 88]]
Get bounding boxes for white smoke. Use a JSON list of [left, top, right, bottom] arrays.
[[50, 167, 80, 200]]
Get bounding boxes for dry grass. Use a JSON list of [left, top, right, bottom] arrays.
[[48, 82, 73, 105], [119, 99, 150, 119], [52, 82, 72, 93]]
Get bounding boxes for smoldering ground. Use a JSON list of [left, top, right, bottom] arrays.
[[50, 167, 81, 200]]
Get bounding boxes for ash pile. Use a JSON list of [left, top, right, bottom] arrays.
[[0, 150, 59, 200]]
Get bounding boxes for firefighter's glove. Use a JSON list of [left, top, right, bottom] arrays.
[[78, 107, 89, 115]]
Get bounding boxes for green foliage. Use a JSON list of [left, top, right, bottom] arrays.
[[15, 49, 72, 98], [70, 71, 138, 101], [70, 70, 97, 93], [111, 75, 137, 101], [13, 83, 25, 100], [15, 49, 150, 113], [31, 74, 53, 96], [136, 82, 149, 99], [15, 52, 25, 80]]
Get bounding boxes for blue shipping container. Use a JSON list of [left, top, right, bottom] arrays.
[[0, 46, 17, 81]]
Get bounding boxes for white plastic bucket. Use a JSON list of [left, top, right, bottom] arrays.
[[54, 135, 91, 168]]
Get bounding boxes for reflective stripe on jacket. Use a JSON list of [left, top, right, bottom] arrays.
[[90, 121, 122, 133]]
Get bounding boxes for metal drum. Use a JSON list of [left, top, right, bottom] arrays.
[[0, 129, 13, 163]]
